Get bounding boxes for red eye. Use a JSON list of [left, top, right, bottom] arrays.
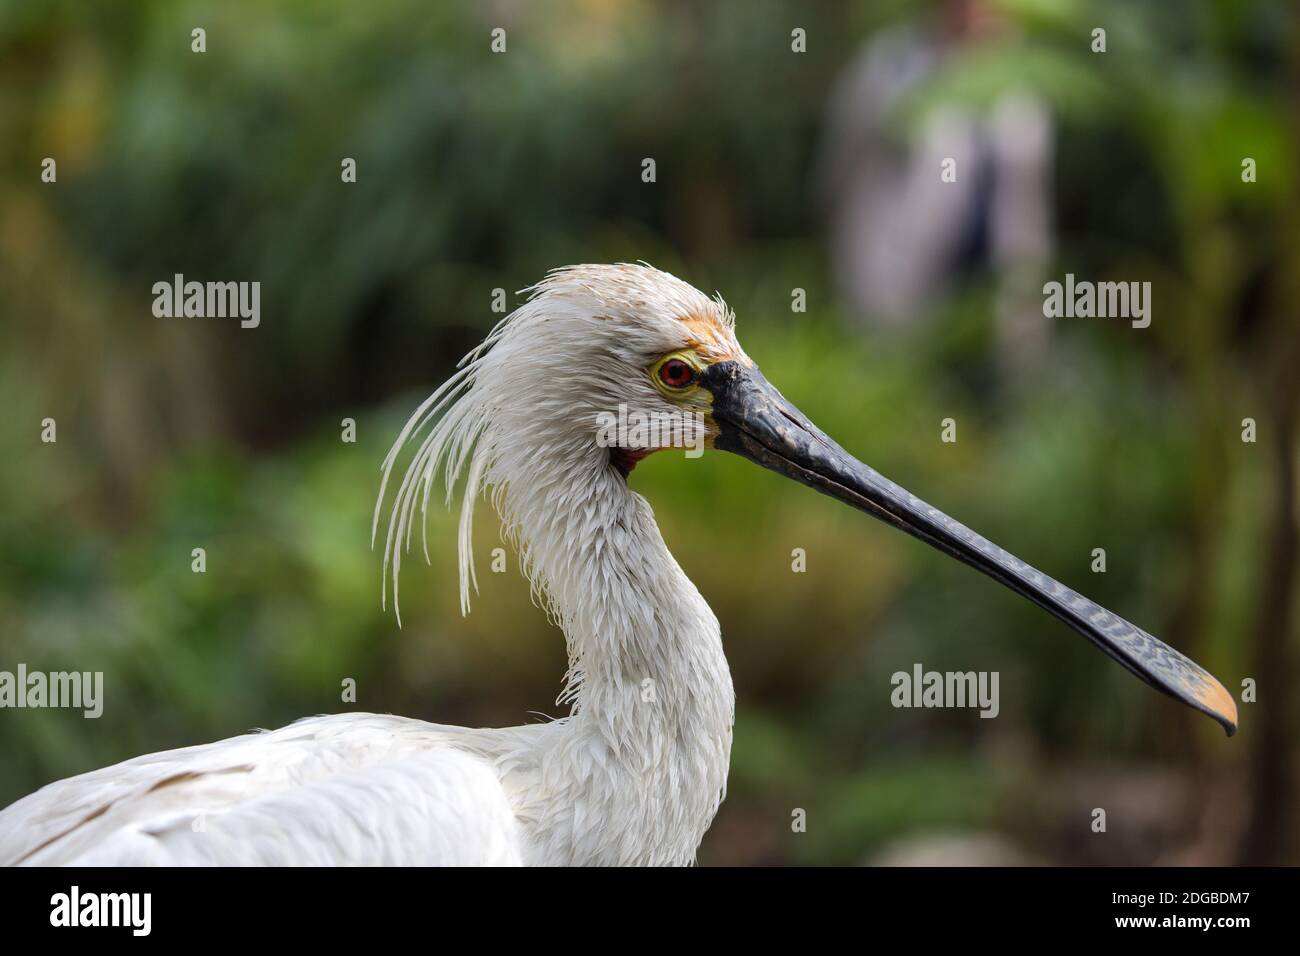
[[658, 358, 695, 389]]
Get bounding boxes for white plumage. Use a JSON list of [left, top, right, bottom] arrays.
[[0, 262, 1238, 866], [1, 716, 525, 866], [2, 264, 739, 866]]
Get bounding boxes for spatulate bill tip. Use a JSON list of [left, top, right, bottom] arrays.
[[1196, 677, 1238, 737]]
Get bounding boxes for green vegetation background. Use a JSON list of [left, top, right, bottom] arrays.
[[1, 0, 1295, 864]]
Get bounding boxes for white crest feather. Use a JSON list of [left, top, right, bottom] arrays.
[[371, 262, 738, 626]]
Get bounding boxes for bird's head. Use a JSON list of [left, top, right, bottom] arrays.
[[375, 262, 1237, 736]]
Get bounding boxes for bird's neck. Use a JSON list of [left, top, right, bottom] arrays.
[[515, 449, 734, 724], [504, 447, 734, 863]]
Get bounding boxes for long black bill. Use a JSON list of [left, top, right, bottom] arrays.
[[702, 360, 1237, 735]]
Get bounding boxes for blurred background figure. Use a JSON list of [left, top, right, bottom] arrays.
[[0, 0, 1295, 865], [821, 0, 1054, 376]]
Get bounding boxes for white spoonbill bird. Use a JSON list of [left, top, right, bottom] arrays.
[[0, 264, 1236, 866]]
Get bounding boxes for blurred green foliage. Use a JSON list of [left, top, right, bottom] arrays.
[[1, 0, 1296, 864]]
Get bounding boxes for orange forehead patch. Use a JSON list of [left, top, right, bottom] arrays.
[[679, 311, 749, 365]]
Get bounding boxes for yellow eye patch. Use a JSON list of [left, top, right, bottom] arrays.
[[649, 350, 706, 395]]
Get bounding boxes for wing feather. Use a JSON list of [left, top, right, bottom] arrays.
[[0, 713, 523, 866]]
